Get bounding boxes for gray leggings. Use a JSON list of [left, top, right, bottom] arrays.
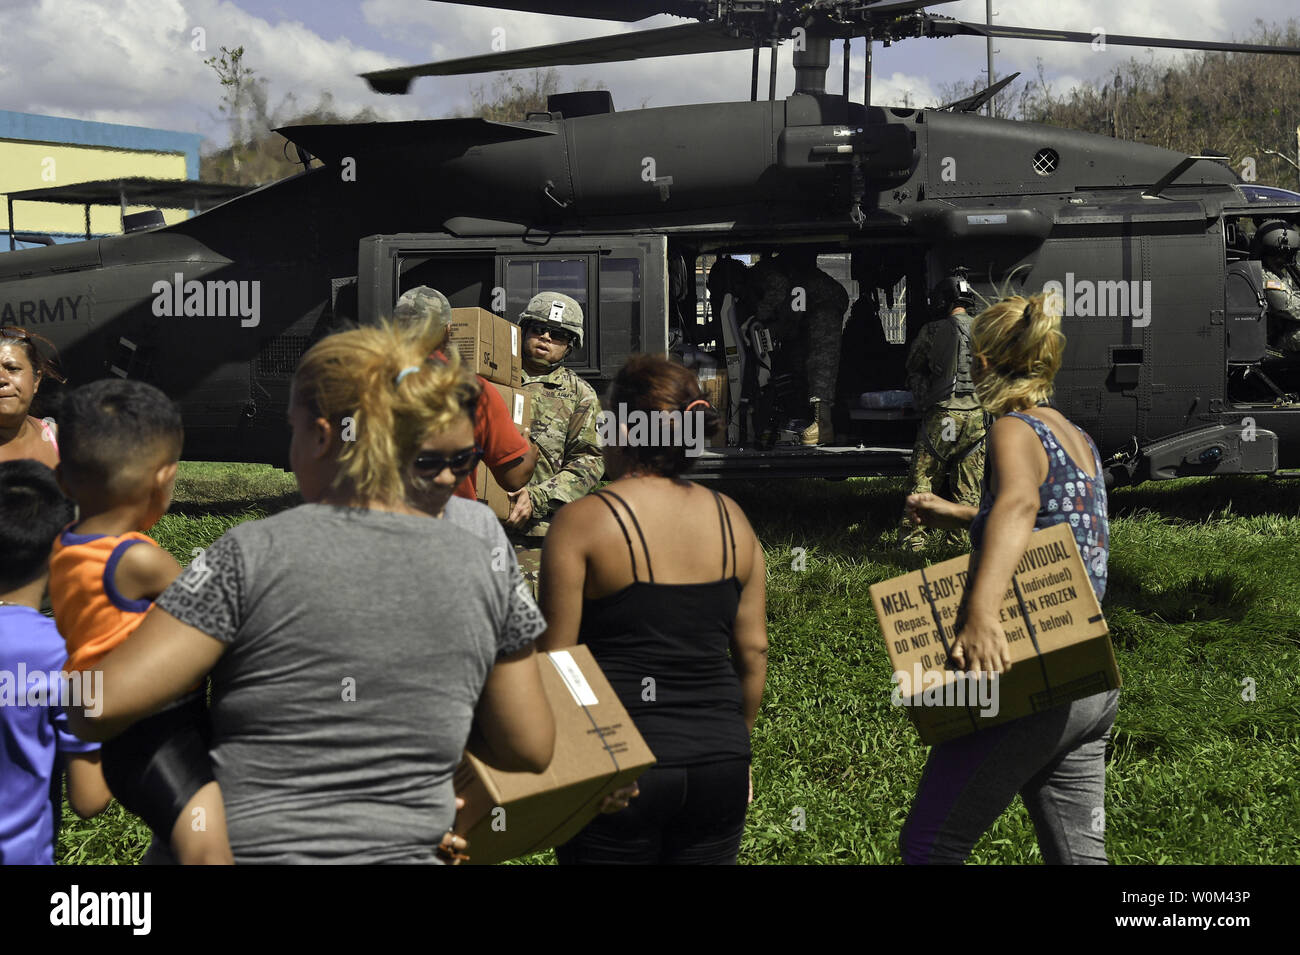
[[900, 689, 1120, 865]]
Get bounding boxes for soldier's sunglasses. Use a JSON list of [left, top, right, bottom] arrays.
[[413, 446, 484, 477], [522, 321, 577, 346], [1, 326, 31, 341]]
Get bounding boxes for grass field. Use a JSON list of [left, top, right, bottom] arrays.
[[55, 463, 1300, 865]]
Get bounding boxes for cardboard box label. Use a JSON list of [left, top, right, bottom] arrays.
[[512, 393, 526, 427], [453, 645, 656, 864], [868, 522, 1120, 744], [549, 650, 599, 706]]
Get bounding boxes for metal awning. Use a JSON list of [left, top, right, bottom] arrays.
[[6, 177, 251, 249]]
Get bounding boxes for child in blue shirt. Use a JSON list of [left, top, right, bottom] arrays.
[[0, 460, 111, 864]]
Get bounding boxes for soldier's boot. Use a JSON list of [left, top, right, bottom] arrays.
[[800, 399, 834, 446], [899, 522, 929, 552]]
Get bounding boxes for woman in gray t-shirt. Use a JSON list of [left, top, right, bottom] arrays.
[[71, 317, 555, 864]]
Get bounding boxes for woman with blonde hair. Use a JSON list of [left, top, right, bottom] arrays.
[[73, 316, 555, 864], [900, 292, 1116, 864]]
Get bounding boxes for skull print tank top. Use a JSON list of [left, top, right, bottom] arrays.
[[969, 411, 1110, 602]]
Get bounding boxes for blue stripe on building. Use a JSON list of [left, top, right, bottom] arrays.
[[0, 109, 201, 178]]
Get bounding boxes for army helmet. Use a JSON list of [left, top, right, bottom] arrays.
[[1254, 220, 1300, 259], [519, 291, 584, 349], [393, 285, 452, 332], [931, 271, 976, 311]]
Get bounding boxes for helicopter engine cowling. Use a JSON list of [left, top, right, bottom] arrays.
[[432, 95, 917, 224]]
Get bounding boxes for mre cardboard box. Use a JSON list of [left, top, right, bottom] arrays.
[[868, 522, 1120, 745], [449, 307, 516, 386], [453, 646, 656, 865], [490, 382, 533, 436], [473, 461, 511, 521], [500, 319, 523, 386], [697, 368, 728, 448]]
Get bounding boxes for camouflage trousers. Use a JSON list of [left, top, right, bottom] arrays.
[[806, 305, 842, 403], [899, 407, 988, 551], [770, 305, 842, 404], [513, 542, 543, 600]]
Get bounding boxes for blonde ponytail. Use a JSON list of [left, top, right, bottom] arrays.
[[971, 293, 1065, 416], [293, 317, 478, 506]]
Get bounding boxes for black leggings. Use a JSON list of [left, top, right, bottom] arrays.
[[555, 758, 749, 865], [101, 691, 215, 838]]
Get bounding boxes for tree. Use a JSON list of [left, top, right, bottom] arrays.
[[935, 19, 1300, 189], [463, 68, 607, 121], [200, 47, 384, 187], [204, 46, 266, 174]]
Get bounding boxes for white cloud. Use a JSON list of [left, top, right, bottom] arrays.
[[0, 0, 417, 145]]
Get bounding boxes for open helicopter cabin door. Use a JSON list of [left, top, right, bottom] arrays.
[[358, 233, 668, 395]]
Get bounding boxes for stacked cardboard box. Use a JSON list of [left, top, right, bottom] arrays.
[[453, 645, 656, 865], [448, 307, 523, 386], [697, 367, 728, 447], [474, 382, 534, 520], [868, 522, 1120, 745]]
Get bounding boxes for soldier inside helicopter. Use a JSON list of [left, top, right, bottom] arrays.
[[1226, 216, 1300, 406]]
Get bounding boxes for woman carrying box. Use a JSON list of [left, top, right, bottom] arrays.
[[70, 315, 555, 864], [901, 292, 1118, 864], [538, 354, 769, 865]]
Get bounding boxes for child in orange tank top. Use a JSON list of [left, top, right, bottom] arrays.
[[50, 380, 231, 865]]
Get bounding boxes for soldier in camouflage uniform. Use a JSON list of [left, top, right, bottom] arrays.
[[747, 251, 850, 445], [900, 275, 988, 551], [1256, 220, 1300, 354], [505, 292, 605, 592]]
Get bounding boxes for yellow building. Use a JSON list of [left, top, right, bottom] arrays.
[[0, 109, 200, 248]]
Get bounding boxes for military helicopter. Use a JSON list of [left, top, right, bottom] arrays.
[[4, 0, 1300, 486]]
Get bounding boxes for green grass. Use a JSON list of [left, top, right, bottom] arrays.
[[56, 465, 1300, 864]]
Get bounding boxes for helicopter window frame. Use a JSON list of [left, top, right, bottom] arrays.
[[500, 252, 600, 374]]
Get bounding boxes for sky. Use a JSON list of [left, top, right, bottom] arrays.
[[0, 0, 1296, 149]]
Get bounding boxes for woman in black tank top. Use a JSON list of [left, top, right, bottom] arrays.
[[538, 355, 769, 865]]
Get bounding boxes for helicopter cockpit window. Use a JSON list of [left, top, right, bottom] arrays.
[[504, 256, 592, 367]]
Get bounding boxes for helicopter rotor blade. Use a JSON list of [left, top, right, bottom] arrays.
[[937, 20, 1300, 57], [938, 71, 1021, 112], [362, 21, 754, 93], [423, 0, 704, 21], [856, 0, 965, 17]]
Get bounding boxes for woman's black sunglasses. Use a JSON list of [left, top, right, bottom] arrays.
[[413, 446, 484, 477]]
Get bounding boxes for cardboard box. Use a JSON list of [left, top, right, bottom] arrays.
[[868, 522, 1120, 745], [472, 461, 511, 521], [490, 382, 533, 436], [453, 646, 657, 864], [449, 307, 519, 385], [697, 368, 728, 447], [502, 320, 523, 386]]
